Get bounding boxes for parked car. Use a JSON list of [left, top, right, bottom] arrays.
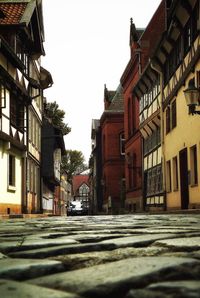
[[67, 201, 83, 216]]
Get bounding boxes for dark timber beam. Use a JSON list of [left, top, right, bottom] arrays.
[[180, 0, 192, 15]]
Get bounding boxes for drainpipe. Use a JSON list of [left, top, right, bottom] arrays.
[[150, 60, 166, 211]]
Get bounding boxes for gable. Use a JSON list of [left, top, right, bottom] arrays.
[[0, 0, 45, 55]]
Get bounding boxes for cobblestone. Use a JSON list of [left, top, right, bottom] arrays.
[[0, 214, 200, 297]]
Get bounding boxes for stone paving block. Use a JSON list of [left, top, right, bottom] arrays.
[[8, 241, 116, 258], [51, 246, 169, 270], [0, 258, 65, 280], [0, 252, 7, 259], [71, 233, 133, 242], [155, 237, 200, 251], [0, 279, 81, 298], [0, 237, 79, 253], [126, 281, 200, 298], [100, 233, 178, 248], [28, 257, 200, 298], [26, 232, 70, 239]]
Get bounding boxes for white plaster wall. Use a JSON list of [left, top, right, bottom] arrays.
[[0, 149, 22, 205]]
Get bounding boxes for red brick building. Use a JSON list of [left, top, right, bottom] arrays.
[[120, 1, 166, 212], [120, 21, 144, 212], [100, 84, 125, 214]]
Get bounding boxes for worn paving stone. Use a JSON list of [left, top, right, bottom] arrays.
[[155, 237, 200, 251], [51, 246, 169, 270], [126, 281, 200, 298], [0, 252, 7, 259], [100, 233, 178, 248], [70, 233, 133, 242], [28, 257, 200, 298], [8, 242, 116, 258], [0, 258, 65, 280], [8, 234, 178, 259], [1, 214, 200, 297], [0, 279, 82, 298], [0, 237, 79, 253]]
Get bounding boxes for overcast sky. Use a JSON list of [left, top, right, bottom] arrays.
[[42, 0, 161, 163]]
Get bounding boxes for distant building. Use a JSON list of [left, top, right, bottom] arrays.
[[89, 119, 103, 214], [72, 174, 90, 213], [41, 119, 65, 214], [100, 84, 125, 214]]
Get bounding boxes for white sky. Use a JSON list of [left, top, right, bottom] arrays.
[[42, 0, 161, 163]]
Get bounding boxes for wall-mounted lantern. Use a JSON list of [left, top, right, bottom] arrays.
[[184, 79, 200, 115]]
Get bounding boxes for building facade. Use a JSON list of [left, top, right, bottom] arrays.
[[128, 0, 166, 212], [89, 119, 103, 214], [120, 21, 143, 212], [72, 174, 90, 213], [0, 0, 47, 215], [41, 119, 65, 214], [152, 0, 200, 210], [100, 84, 125, 214]]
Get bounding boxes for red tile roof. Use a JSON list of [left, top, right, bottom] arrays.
[[0, 3, 27, 25]]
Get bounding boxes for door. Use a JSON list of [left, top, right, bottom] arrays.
[[143, 171, 148, 210], [179, 148, 189, 209]]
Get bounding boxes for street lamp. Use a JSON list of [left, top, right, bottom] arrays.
[[184, 79, 200, 115]]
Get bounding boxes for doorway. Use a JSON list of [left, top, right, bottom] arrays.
[[179, 148, 189, 209]]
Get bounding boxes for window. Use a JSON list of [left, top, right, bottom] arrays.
[[166, 106, 170, 134], [144, 127, 161, 156], [10, 94, 24, 131], [120, 132, 125, 155], [9, 155, 15, 186], [128, 98, 132, 137], [166, 160, 171, 192], [0, 84, 6, 116], [79, 184, 89, 197], [172, 156, 178, 191], [156, 165, 163, 193], [16, 36, 29, 75], [166, 100, 176, 134], [171, 100, 177, 129], [197, 71, 200, 88], [27, 160, 30, 191], [190, 145, 198, 185]]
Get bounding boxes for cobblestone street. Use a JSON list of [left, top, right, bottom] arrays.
[[0, 214, 200, 297]]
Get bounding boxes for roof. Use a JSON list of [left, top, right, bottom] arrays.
[[106, 84, 124, 112], [0, 2, 27, 24], [72, 175, 89, 194], [104, 84, 116, 103], [0, 0, 45, 54], [130, 19, 144, 45]]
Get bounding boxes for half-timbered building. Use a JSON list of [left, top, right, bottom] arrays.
[[152, 0, 200, 210]]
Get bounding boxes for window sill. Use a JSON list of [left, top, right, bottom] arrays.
[[173, 188, 179, 192], [190, 183, 198, 188], [8, 185, 16, 192]]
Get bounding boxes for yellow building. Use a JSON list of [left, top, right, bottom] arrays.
[[152, 0, 200, 210]]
